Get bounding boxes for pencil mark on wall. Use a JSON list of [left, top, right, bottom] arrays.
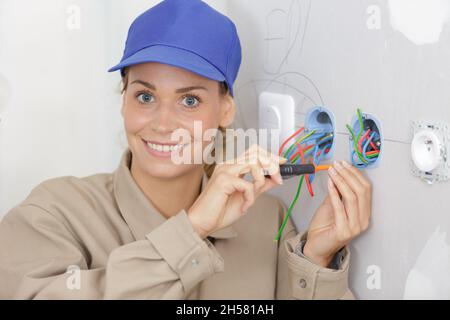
[[297, 0, 311, 57], [263, 71, 324, 106], [263, 0, 311, 75], [236, 1, 321, 132]]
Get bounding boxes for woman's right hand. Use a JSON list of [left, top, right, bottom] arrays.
[[187, 144, 287, 239]]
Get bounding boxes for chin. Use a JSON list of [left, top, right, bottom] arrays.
[[143, 161, 195, 179], [134, 147, 198, 180]]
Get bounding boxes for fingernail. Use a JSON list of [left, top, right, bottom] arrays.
[[342, 160, 352, 168], [328, 166, 337, 176], [334, 161, 343, 170]]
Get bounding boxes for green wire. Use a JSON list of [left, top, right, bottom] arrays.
[[356, 108, 364, 141], [356, 108, 369, 163], [346, 124, 368, 164], [275, 110, 377, 241], [274, 131, 319, 241], [275, 131, 334, 241], [291, 134, 333, 163], [284, 129, 317, 157], [275, 175, 304, 241]]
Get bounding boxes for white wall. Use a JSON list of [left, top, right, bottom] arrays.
[[228, 0, 450, 299]]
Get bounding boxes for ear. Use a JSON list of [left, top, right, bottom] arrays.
[[219, 95, 236, 127]]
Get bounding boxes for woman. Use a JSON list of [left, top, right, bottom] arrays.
[[0, 0, 372, 299]]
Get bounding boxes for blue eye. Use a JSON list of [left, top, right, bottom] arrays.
[[137, 92, 154, 104], [181, 95, 200, 108]]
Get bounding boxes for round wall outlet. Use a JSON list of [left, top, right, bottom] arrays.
[[411, 130, 443, 172]]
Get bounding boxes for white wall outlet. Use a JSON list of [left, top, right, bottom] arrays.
[[258, 92, 295, 146], [410, 120, 450, 184]]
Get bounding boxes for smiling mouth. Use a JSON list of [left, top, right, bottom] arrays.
[[141, 139, 189, 153]]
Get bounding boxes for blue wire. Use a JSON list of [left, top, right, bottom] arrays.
[[318, 143, 331, 165], [312, 145, 320, 164], [301, 135, 333, 155], [308, 144, 321, 182], [363, 132, 379, 163], [285, 133, 330, 160], [351, 150, 366, 167], [310, 143, 331, 182]]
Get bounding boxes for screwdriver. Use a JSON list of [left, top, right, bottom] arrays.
[[264, 164, 331, 179]]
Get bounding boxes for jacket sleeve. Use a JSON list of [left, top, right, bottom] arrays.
[[275, 201, 355, 300], [0, 204, 224, 299]]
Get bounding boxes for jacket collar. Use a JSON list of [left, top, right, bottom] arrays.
[[113, 148, 237, 241]]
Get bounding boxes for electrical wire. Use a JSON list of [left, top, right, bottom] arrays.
[[275, 175, 304, 242], [346, 108, 381, 168], [295, 142, 314, 197], [283, 129, 318, 158], [274, 127, 333, 241], [278, 127, 304, 156]]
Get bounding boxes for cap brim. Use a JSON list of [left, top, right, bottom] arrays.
[[108, 45, 226, 83]]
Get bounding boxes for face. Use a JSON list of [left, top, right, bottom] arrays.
[[122, 62, 235, 179]]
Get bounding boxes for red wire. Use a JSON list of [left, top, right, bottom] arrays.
[[358, 129, 371, 154], [369, 140, 379, 151], [297, 143, 314, 197], [289, 144, 314, 162], [314, 148, 331, 157], [278, 127, 304, 156]]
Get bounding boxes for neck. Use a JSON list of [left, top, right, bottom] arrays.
[[130, 161, 204, 219]]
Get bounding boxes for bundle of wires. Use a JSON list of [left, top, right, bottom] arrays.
[[274, 127, 333, 241], [346, 108, 381, 168]]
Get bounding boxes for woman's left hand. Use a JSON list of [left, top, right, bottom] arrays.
[[303, 160, 372, 267]]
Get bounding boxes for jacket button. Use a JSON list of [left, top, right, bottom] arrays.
[[191, 259, 199, 267], [299, 279, 307, 288]]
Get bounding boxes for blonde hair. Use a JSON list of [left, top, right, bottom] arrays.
[[120, 67, 230, 178]]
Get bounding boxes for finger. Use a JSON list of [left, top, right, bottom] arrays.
[[236, 150, 282, 185], [341, 160, 372, 193], [222, 155, 261, 175], [255, 177, 279, 197], [225, 145, 284, 185], [244, 144, 286, 166], [327, 178, 349, 234], [328, 165, 360, 234], [327, 178, 347, 228], [249, 160, 266, 192], [339, 160, 372, 230], [258, 154, 283, 185], [333, 161, 363, 190], [225, 175, 255, 213]]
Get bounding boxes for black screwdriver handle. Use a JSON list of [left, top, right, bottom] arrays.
[[264, 164, 316, 179]]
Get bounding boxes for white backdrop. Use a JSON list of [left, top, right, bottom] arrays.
[[1, 0, 450, 299]]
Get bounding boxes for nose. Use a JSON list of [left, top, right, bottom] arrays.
[[150, 102, 177, 134]]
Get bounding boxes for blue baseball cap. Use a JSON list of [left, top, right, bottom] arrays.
[[108, 0, 242, 96]]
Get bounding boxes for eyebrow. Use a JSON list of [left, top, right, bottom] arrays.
[[130, 80, 209, 93]]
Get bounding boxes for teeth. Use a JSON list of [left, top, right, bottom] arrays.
[[146, 142, 183, 152]]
